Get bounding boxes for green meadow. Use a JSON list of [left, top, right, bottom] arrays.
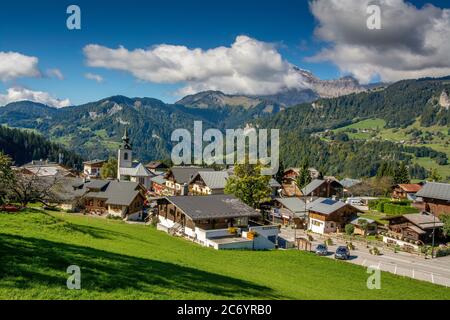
[[0, 209, 449, 300]]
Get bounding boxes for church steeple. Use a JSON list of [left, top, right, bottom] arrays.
[[121, 127, 132, 150]]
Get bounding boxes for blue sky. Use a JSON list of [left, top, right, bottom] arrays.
[[0, 0, 449, 106]]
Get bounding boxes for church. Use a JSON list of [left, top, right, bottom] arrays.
[[117, 128, 154, 189]]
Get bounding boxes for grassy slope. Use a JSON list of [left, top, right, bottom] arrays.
[[331, 118, 450, 179], [0, 209, 449, 300]]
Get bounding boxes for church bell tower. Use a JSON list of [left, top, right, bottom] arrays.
[[117, 127, 133, 180]]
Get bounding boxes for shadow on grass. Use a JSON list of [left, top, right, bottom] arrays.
[[0, 233, 279, 299]]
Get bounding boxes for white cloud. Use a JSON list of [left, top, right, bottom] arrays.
[[308, 0, 450, 83], [0, 51, 41, 81], [84, 35, 311, 95], [0, 87, 71, 108], [47, 68, 64, 80], [84, 72, 103, 83]]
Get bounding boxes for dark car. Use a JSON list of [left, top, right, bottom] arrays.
[[315, 244, 328, 256], [335, 246, 350, 260]]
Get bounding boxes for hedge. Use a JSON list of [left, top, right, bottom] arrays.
[[383, 203, 419, 215]]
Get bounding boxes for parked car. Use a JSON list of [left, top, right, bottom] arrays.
[[335, 246, 350, 260], [315, 244, 328, 256]]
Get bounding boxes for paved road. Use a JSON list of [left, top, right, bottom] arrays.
[[280, 228, 450, 287]]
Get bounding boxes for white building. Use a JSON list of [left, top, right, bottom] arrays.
[[117, 128, 155, 189]]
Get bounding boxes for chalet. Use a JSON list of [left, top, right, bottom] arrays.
[[415, 182, 450, 217], [189, 171, 229, 195], [384, 213, 444, 245], [20, 160, 75, 178], [156, 195, 279, 250], [271, 197, 309, 227], [144, 161, 168, 173], [52, 178, 146, 221], [117, 128, 155, 189], [82, 159, 106, 179], [281, 167, 319, 196], [307, 198, 361, 235], [392, 183, 422, 201], [301, 179, 343, 198], [350, 217, 378, 236], [150, 175, 168, 196], [165, 166, 214, 196]]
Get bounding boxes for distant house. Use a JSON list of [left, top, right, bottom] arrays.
[[20, 160, 76, 178], [307, 198, 361, 235], [350, 217, 378, 236], [281, 167, 320, 196], [150, 175, 168, 196], [156, 195, 279, 250], [415, 182, 450, 217], [384, 213, 444, 245], [189, 171, 229, 195], [392, 183, 422, 201], [301, 179, 343, 198], [165, 166, 214, 196], [83, 159, 106, 179], [145, 161, 168, 173], [51, 178, 146, 221], [272, 197, 308, 227]]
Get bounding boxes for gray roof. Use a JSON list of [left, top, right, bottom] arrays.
[[275, 197, 307, 213], [350, 217, 375, 226], [269, 178, 281, 188], [119, 163, 154, 177], [163, 194, 261, 221], [103, 181, 142, 206], [151, 175, 167, 185], [415, 182, 450, 201], [83, 159, 106, 165], [307, 197, 357, 215], [403, 214, 444, 229], [53, 178, 143, 207], [301, 179, 326, 196], [340, 178, 362, 189], [85, 180, 110, 190], [167, 167, 214, 184], [190, 171, 229, 189]]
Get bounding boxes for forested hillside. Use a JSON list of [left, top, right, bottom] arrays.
[[0, 125, 83, 168], [0, 77, 449, 179]]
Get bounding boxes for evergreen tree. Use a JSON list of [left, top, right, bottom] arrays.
[[295, 160, 312, 190], [393, 162, 410, 184]]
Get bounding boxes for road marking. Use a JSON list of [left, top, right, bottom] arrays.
[[394, 265, 397, 275], [362, 259, 366, 266], [412, 269, 415, 279], [431, 273, 434, 284]]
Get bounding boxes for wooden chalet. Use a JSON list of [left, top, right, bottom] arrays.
[[384, 213, 444, 243], [415, 182, 450, 217], [392, 183, 422, 201]]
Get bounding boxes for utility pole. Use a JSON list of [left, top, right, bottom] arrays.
[[431, 212, 436, 259]]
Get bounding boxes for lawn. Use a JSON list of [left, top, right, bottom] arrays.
[[0, 209, 449, 300]]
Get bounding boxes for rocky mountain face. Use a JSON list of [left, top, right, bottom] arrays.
[[439, 90, 450, 110], [177, 68, 375, 108]]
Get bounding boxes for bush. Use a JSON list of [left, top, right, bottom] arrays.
[[325, 238, 333, 246], [347, 242, 355, 250], [345, 224, 355, 235], [370, 247, 381, 255]]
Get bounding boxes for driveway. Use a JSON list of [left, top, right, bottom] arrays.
[[279, 228, 450, 287]]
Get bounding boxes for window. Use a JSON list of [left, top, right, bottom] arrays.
[[124, 152, 128, 160]]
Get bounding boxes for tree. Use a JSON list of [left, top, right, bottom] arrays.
[[295, 160, 312, 191], [8, 171, 62, 207], [428, 168, 442, 182], [101, 158, 118, 179], [0, 152, 15, 205], [441, 215, 450, 237], [224, 162, 271, 209], [274, 160, 285, 184], [345, 224, 355, 236], [393, 162, 410, 184]]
